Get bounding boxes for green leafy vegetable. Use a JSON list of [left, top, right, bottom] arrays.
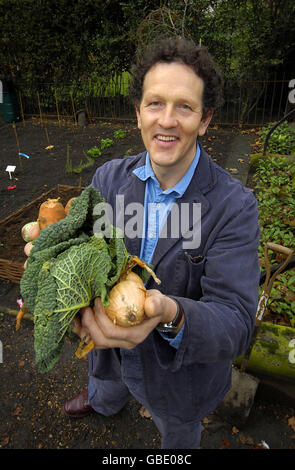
[[20, 186, 146, 373]]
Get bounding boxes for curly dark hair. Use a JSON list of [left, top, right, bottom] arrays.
[[129, 37, 223, 118]]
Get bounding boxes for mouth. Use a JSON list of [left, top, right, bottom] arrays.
[[155, 134, 178, 141], [154, 134, 179, 145]]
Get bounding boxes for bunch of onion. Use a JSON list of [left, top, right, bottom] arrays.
[[105, 270, 147, 326], [75, 259, 160, 359], [21, 198, 67, 244], [20, 196, 161, 351]]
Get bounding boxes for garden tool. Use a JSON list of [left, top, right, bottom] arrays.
[[217, 242, 294, 428]]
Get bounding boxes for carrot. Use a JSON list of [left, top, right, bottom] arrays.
[[64, 197, 76, 216], [16, 302, 30, 331], [37, 198, 66, 229], [16, 309, 26, 331]]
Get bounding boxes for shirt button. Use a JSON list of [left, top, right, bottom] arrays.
[[148, 233, 155, 238]]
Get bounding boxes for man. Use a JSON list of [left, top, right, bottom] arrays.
[[64, 37, 260, 449]]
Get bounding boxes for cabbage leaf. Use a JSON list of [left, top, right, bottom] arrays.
[[20, 186, 136, 373]]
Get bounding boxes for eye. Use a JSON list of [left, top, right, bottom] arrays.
[[149, 101, 161, 107], [179, 103, 192, 111]]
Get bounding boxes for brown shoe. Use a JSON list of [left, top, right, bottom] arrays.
[[64, 390, 94, 418]]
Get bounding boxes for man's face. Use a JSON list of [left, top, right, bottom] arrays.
[[136, 61, 212, 178]]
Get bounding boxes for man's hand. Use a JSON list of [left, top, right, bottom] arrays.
[[23, 225, 181, 348], [75, 290, 179, 350]]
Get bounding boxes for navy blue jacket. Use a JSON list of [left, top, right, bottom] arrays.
[[88, 146, 260, 422]]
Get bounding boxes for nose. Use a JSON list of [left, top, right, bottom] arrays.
[[158, 104, 177, 128]]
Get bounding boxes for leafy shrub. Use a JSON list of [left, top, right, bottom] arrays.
[[87, 146, 102, 158], [260, 121, 295, 155], [114, 129, 127, 139], [253, 154, 295, 326], [100, 138, 114, 150]]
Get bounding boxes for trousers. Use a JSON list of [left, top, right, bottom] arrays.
[[88, 372, 202, 449]]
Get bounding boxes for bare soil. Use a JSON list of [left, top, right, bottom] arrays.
[[0, 119, 294, 452]]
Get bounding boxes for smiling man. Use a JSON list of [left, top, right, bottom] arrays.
[[64, 37, 260, 450], [135, 61, 212, 190]]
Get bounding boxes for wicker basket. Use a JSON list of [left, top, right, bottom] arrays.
[[0, 184, 84, 284]]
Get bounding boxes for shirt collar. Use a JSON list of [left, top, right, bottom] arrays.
[[133, 142, 201, 197]]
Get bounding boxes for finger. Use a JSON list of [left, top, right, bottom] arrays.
[[74, 308, 93, 340], [144, 293, 163, 318], [92, 299, 142, 345], [92, 299, 127, 339], [82, 304, 134, 349], [93, 297, 105, 320], [73, 316, 82, 335], [79, 306, 96, 331]]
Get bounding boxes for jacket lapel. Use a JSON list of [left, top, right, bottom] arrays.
[[151, 147, 216, 268], [116, 153, 146, 257]]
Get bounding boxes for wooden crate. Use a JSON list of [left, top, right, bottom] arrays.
[[0, 184, 84, 284]]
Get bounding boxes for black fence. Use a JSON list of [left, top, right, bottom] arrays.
[[3, 73, 295, 127], [213, 75, 294, 126]]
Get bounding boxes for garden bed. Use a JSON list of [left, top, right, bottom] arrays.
[[0, 119, 294, 450], [0, 185, 83, 283], [0, 118, 231, 296]]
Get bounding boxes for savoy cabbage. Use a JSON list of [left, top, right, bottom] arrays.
[[20, 186, 145, 373]]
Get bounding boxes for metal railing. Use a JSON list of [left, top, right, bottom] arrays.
[[213, 75, 293, 126], [11, 75, 295, 127]]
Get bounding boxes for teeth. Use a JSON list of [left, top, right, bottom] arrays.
[[157, 135, 177, 141]]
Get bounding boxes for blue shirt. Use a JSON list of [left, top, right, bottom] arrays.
[[133, 143, 201, 348]]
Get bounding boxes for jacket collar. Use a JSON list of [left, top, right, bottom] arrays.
[[125, 144, 217, 195]]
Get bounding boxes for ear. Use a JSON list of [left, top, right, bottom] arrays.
[[198, 110, 213, 137], [135, 104, 142, 130]]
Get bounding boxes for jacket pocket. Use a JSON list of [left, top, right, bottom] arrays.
[[174, 250, 206, 299]]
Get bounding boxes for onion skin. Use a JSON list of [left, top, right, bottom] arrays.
[[21, 221, 40, 242], [24, 241, 33, 257], [105, 275, 147, 326], [121, 271, 144, 285]]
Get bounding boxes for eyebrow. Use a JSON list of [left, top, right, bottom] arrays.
[[143, 91, 200, 108]]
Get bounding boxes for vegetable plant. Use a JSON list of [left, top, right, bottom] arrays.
[[87, 146, 102, 158], [19, 186, 159, 373], [100, 138, 114, 150], [113, 129, 126, 139], [72, 152, 94, 174], [65, 145, 72, 174]]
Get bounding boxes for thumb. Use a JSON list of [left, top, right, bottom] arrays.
[[79, 306, 96, 331], [144, 293, 162, 318]]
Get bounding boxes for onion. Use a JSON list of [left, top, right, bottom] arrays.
[[21, 221, 40, 242], [24, 241, 33, 257], [120, 271, 144, 285], [105, 273, 146, 326]]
